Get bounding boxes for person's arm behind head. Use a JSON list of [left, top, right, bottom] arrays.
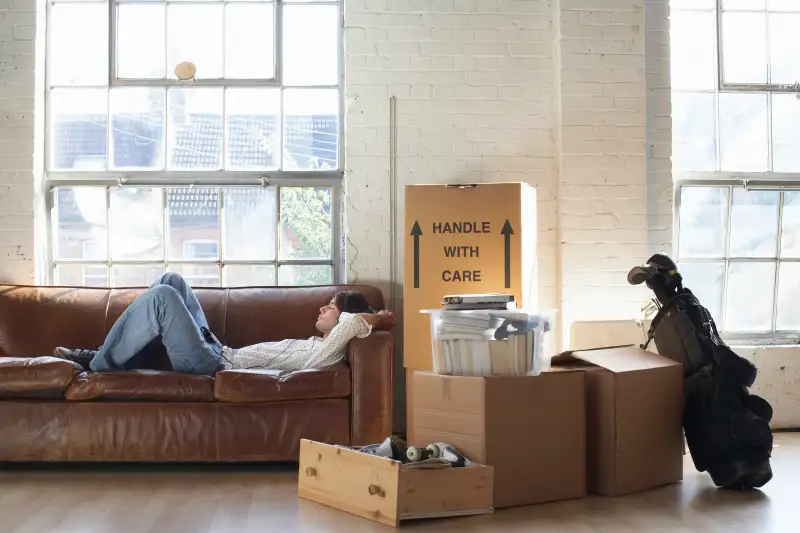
[[357, 310, 396, 330], [301, 313, 374, 370]]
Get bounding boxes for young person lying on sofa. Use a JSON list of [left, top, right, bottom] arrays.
[[54, 272, 396, 376]]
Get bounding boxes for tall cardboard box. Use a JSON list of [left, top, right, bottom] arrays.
[[553, 345, 684, 496], [403, 183, 538, 372], [403, 183, 538, 442], [412, 370, 586, 508]]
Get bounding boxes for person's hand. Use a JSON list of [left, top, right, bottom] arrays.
[[376, 310, 396, 330], [362, 310, 396, 330]]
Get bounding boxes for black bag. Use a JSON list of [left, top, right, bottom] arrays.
[[631, 254, 773, 489]]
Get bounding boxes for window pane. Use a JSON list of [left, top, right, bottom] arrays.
[[725, 262, 776, 332], [278, 265, 333, 286], [721, 12, 767, 84], [54, 187, 107, 261], [50, 89, 108, 171], [168, 264, 220, 287], [283, 89, 339, 170], [777, 262, 800, 329], [223, 188, 277, 260], [772, 94, 800, 172], [671, 92, 716, 172], [50, 4, 107, 86], [770, 0, 800, 10], [670, 11, 716, 90], [282, 4, 338, 86], [723, 0, 766, 8], [280, 187, 332, 260], [225, 89, 280, 170], [167, 188, 220, 261], [719, 93, 769, 172], [110, 88, 166, 170], [678, 187, 729, 259], [117, 5, 166, 79], [769, 14, 800, 85], [225, 3, 275, 79], [780, 192, 800, 257], [167, 88, 223, 170], [223, 265, 276, 287], [112, 265, 165, 287], [729, 189, 779, 258], [56, 265, 109, 288], [110, 188, 164, 260], [167, 4, 223, 79], [678, 262, 725, 323]]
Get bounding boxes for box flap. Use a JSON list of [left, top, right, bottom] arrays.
[[560, 345, 679, 373]]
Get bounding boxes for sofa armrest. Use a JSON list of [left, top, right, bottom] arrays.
[[347, 330, 393, 446]]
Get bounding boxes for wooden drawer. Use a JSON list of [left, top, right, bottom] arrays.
[[297, 439, 494, 527]]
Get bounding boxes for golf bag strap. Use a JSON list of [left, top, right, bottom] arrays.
[[642, 292, 695, 350]]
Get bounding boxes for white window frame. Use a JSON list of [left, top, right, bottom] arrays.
[[674, 179, 800, 345], [673, 0, 800, 344], [41, 0, 345, 286]]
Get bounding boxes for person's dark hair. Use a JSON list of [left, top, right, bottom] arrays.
[[334, 291, 374, 314]]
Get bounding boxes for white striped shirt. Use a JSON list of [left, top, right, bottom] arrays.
[[220, 312, 372, 372]]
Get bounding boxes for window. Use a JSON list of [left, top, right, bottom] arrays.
[[677, 185, 800, 338], [671, 0, 800, 339], [52, 185, 334, 287], [44, 0, 342, 287]]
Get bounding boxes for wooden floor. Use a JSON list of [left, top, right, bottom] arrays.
[[1, 434, 798, 533]]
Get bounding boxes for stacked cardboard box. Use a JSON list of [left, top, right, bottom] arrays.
[[411, 345, 684, 506], [403, 183, 538, 441], [404, 183, 684, 509]]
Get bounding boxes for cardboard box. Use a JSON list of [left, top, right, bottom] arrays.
[[403, 183, 538, 372], [570, 319, 652, 351], [406, 368, 416, 443], [412, 370, 586, 508], [552, 345, 684, 496], [297, 439, 494, 527]]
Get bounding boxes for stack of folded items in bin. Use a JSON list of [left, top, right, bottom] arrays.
[[431, 295, 548, 376]]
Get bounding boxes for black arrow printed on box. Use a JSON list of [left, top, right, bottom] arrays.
[[501, 219, 513, 289], [410, 221, 422, 289]]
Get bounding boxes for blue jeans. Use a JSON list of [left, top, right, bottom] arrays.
[[89, 273, 222, 375]]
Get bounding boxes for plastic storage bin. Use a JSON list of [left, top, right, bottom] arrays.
[[420, 308, 555, 376]]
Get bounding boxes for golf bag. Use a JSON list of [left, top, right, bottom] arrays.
[[629, 254, 773, 489]]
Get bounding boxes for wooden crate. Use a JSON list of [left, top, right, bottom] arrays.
[[297, 439, 494, 527]]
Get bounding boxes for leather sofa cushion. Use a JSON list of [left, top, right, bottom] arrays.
[[0, 356, 82, 398], [214, 366, 351, 403], [65, 370, 215, 402]]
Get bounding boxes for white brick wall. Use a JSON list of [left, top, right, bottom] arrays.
[[0, 0, 36, 284], [646, 0, 672, 258], [556, 0, 650, 337], [345, 0, 560, 314], [343, 0, 669, 345]]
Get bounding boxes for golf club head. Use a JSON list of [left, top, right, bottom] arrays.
[[627, 253, 679, 286]]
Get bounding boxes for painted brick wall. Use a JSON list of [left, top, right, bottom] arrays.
[[344, 0, 669, 342], [344, 0, 560, 316], [0, 0, 36, 284], [645, 0, 672, 259], [557, 0, 651, 337]]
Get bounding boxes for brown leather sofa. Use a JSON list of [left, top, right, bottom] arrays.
[[0, 284, 393, 462]]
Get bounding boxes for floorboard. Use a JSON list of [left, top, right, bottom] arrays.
[[1, 434, 797, 532]]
